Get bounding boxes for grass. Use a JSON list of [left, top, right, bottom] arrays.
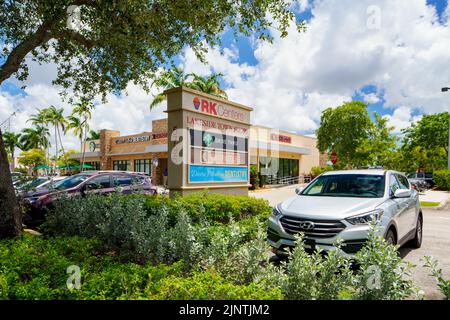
[[420, 201, 440, 207]]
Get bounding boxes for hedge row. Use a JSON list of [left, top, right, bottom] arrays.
[[0, 235, 281, 300], [433, 170, 450, 191], [144, 191, 272, 224]]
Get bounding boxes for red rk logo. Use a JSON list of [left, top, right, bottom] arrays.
[[193, 97, 217, 115]]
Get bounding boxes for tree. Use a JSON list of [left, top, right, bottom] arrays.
[[18, 149, 47, 176], [20, 126, 51, 151], [2, 131, 22, 171], [0, 1, 298, 237], [399, 112, 449, 172], [150, 69, 228, 109], [316, 101, 373, 169], [66, 115, 83, 150], [27, 108, 52, 160], [86, 130, 100, 141], [45, 106, 68, 162], [189, 73, 228, 99], [71, 98, 93, 171], [149, 67, 192, 109], [355, 113, 399, 168], [0, 131, 22, 238]]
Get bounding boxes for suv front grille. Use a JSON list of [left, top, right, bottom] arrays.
[[280, 215, 346, 239]]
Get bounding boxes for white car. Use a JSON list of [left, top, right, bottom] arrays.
[[267, 170, 423, 257]]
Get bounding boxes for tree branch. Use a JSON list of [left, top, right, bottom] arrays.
[[53, 29, 100, 48], [0, 22, 55, 84]]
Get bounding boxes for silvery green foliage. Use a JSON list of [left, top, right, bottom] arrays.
[[279, 235, 352, 300], [423, 256, 450, 300], [352, 222, 416, 300], [167, 210, 204, 270]]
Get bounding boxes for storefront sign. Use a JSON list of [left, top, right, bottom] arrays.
[[152, 132, 168, 140], [184, 91, 250, 124], [271, 133, 292, 144], [115, 135, 150, 144], [189, 165, 248, 183], [88, 141, 100, 152]]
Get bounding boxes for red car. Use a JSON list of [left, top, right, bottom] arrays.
[[21, 171, 157, 227]]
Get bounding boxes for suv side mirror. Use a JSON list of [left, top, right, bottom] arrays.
[[393, 189, 411, 198], [295, 187, 304, 195]]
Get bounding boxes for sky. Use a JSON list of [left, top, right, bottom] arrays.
[[1, 0, 450, 155]]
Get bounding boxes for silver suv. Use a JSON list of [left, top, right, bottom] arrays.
[[267, 170, 423, 257]]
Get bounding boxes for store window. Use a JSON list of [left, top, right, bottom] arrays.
[[134, 159, 151, 175], [84, 161, 100, 170], [258, 157, 300, 184], [113, 160, 130, 171]]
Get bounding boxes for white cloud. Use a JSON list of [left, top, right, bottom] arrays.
[[385, 106, 422, 134]]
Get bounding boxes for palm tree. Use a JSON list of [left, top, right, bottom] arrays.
[[189, 73, 228, 99], [71, 98, 93, 171], [149, 67, 191, 109], [20, 126, 50, 151], [45, 106, 68, 163], [66, 115, 83, 152], [28, 108, 51, 163], [2, 131, 22, 170], [149, 68, 228, 109], [86, 130, 100, 141]]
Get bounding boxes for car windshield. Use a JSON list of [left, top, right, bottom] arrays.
[[301, 174, 386, 198], [23, 178, 48, 189], [52, 174, 90, 190]]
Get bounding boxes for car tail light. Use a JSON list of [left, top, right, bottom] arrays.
[[411, 184, 417, 191]]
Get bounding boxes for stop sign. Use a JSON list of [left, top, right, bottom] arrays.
[[330, 151, 338, 165]]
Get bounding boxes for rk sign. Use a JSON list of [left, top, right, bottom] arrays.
[[165, 86, 253, 196]]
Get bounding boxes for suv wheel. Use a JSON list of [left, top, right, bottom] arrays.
[[409, 215, 423, 249], [385, 229, 396, 245]]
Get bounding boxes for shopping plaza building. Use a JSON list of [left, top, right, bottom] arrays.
[[71, 87, 326, 190], [72, 119, 325, 186]]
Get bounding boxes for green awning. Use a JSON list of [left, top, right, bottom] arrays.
[[34, 165, 52, 169]]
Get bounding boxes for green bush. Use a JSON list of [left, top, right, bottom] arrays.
[[310, 166, 334, 178], [352, 223, 416, 300], [423, 256, 450, 300], [146, 271, 282, 300], [433, 170, 450, 191], [144, 191, 272, 224], [0, 235, 280, 300], [279, 236, 352, 300]]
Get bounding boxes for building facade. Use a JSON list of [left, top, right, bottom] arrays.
[[72, 117, 323, 186]]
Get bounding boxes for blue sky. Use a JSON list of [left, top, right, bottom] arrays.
[[2, 0, 450, 150]]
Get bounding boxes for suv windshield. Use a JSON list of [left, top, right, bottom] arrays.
[[302, 174, 386, 198], [52, 174, 90, 190]]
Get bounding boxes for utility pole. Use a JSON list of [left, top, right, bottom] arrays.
[[442, 87, 450, 169]]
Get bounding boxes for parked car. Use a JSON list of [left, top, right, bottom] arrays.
[[267, 170, 423, 257], [21, 171, 157, 227], [16, 176, 52, 193], [407, 172, 435, 190]]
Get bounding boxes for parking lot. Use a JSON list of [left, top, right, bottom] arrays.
[[252, 186, 450, 299]]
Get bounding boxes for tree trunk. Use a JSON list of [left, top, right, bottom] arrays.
[[0, 130, 22, 238], [81, 118, 87, 172]]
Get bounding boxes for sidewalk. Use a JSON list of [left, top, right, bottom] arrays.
[[419, 190, 450, 207]]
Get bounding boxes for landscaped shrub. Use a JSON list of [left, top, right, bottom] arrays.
[[310, 166, 334, 178], [44, 193, 204, 268], [146, 270, 283, 300], [423, 256, 450, 300], [433, 170, 450, 191], [351, 223, 417, 300], [144, 191, 272, 224], [279, 236, 352, 300]]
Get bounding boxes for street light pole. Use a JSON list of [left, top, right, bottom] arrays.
[[441, 87, 450, 169]]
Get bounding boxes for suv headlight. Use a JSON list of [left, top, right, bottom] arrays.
[[346, 209, 384, 225], [272, 204, 283, 217]]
